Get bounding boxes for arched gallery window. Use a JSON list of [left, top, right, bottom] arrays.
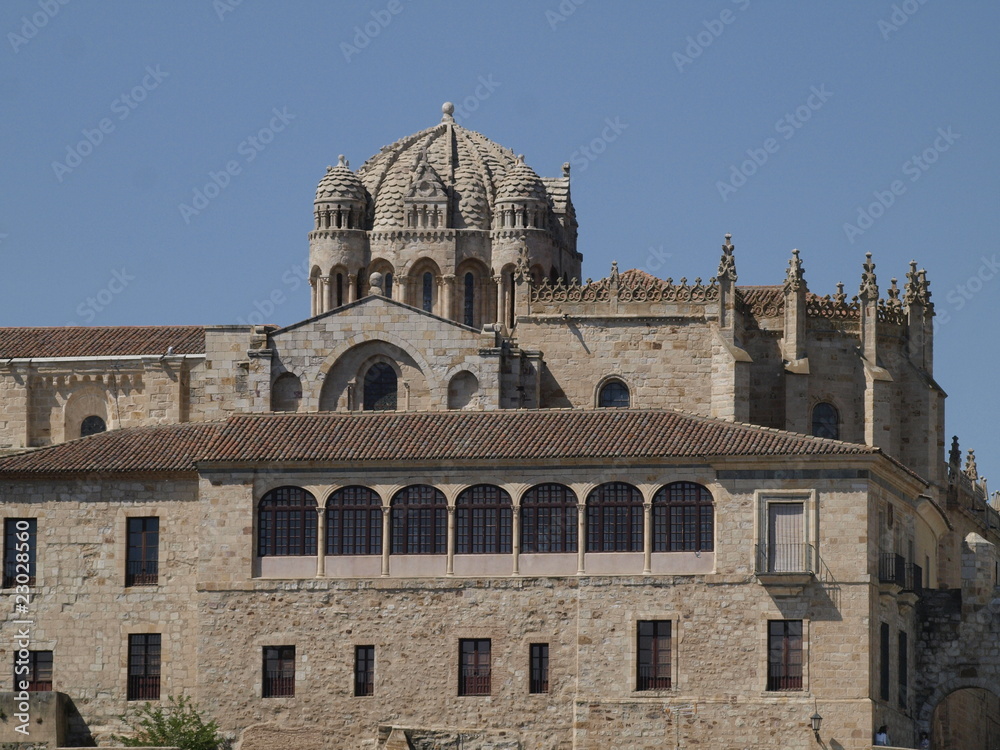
[[80, 415, 107, 437], [384, 272, 393, 298], [598, 380, 630, 408], [363, 363, 397, 411], [422, 272, 434, 313], [391, 485, 447, 555], [326, 486, 382, 555], [464, 272, 476, 327], [455, 485, 512, 554], [520, 483, 577, 553], [258, 487, 317, 557], [811, 402, 839, 440], [586, 482, 643, 552], [653, 482, 714, 552]]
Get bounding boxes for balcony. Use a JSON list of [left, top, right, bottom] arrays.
[[878, 553, 922, 605], [125, 560, 159, 587], [755, 543, 815, 595]]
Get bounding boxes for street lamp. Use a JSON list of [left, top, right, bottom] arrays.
[[810, 711, 823, 737]]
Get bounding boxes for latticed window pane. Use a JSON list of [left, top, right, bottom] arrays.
[[767, 620, 803, 691], [355, 645, 375, 697], [586, 482, 643, 552], [811, 402, 839, 439], [80, 415, 106, 437], [598, 380, 630, 408], [530, 643, 549, 694], [263, 645, 295, 698], [327, 486, 382, 555], [4, 518, 36, 587], [456, 485, 512, 554], [520, 484, 578, 553], [653, 482, 714, 552], [391, 486, 447, 554], [637, 621, 671, 690], [127, 634, 161, 701], [363, 363, 397, 411], [459, 639, 491, 696], [126, 517, 159, 586], [258, 487, 317, 557]]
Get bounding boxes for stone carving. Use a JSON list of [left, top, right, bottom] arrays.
[[530, 265, 719, 304], [717, 233, 738, 283], [783, 248, 805, 294], [966, 449, 979, 481], [806, 287, 861, 320], [877, 279, 905, 325], [859, 252, 879, 300], [904, 259, 933, 309]]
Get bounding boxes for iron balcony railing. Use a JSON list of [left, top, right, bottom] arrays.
[[262, 671, 295, 698], [125, 560, 158, 587], [755, 543, 816, 575], [459, 666, 491, 696], [878, 554, 923, 594], [636, 665, 671, 691], [127, 674, 160, 701]]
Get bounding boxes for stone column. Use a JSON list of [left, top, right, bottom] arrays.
[[442, 274, 456, 321], [577, 504, 586, 574], [643, 502, 653, 574], [347, 274, 358, 303], [493, 275, 503, 325], [381, 507, 391, 577], [446, 506, 456, 576], [511, 505, 520, 576], [316, 507, 326, 578]]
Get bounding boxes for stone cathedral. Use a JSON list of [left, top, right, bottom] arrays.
[[0, 103, 997, 750]]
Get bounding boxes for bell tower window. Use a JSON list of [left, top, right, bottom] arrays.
[[422, 272, 434, 313]]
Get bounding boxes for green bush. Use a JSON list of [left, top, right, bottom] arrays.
[[112, 695, 226, 750]]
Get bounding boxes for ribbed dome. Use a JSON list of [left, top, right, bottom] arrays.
[[495, 155, 548, 203], [356, 106, 538, 230], [315, 155, 367, 204]]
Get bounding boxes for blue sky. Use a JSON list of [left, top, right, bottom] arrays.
[[1, 0, 997, 482]]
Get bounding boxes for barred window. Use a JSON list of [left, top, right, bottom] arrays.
[[354, 645, 375, 697], [455, 485, 512, 554], [767, 620, 803, 691], [258, 487, 317, 557], [3, 518, 36, 588], [327, 487, 382, 556], [127, 634, 161, 701], [391, 485, 447, 555], [520, 484, 577, 553], [653, 482, 714, 552], [529, 643, 549, 694], [263, 646, 295, 698], [459, 639, 491, 696], [636, 620, 671, 690], [126, 517, 159, 586], [14, 650, 52, 692], [586, 482, 643, 552]]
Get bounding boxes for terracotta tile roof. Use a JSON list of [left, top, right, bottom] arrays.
[[0, 326, 205, 358], [0, 422, 220, 475], [0, 410, 905, 478]]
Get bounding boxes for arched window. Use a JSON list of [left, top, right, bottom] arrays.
[[258, 487, 317, 557], [80, 415, 106, 437], [270, 372, 302, 412], [391, 485, 447, 554], [812, 402, 839, 440], [520, 483, 577, 553], [598, 380, 630, 408], [327, 486, 382, 555], [653, 482, 714, 552], [586, 482, 643, 552], [422, 272, 434, 313], [456, 485, 512, 554], [464, 272, 476, 327], [363, 363, 397, 411], [336, 273, 344, 308], [385, 272, 393, 298]]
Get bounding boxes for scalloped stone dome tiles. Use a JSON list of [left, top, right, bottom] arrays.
[[315, 155, 368, 205]]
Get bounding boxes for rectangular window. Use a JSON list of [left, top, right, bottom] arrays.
[[766, 503, 805, 573], [880, 622, 890, 701], [898, 630, 908, 709], [127, 634, 161, 701], [767, 620, 803, 691], [14, 650, 52, 692], [529, 643, 549, 694], [458, 639, 491, 696], [354, 645, 374, 697], [263, 646, 295, 698], [4, 518, 36, 588], [636, 620, 671, 690], [126, 517, 159, 586]]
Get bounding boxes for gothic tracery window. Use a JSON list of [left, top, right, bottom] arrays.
[[811, 402, 839, 439], [598, 380, 630, 408]]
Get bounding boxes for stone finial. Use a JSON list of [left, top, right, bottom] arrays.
[[949, 436, 961, 469], [887, 278, 902, 312], [513, 247, 531, 282], [834, 282, 846, 306], [717, 233, 737, 283], [441, 101, 455, 122], [859, 253, 878, 300], [368, 272, 385, 296], [904, 259, 932, 307], [562, 162, 571, 177], [966, 449, 979, 481], [783, 248, 805, 294], [337, 154, 348, 168]]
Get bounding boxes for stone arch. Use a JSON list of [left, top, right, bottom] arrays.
[[406, 257, 442, 313], [328, 264, 349, 309], [63, 385, 112, 442], [920, 679, 1000, 749], [319, 339, 432, 412], [270, 372, 302, 412], [456, 258, 490, 329], [447, 370, 479, 410], [369, 257, 396, 299]]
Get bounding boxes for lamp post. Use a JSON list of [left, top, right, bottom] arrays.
[[810, 711, 823, 739]]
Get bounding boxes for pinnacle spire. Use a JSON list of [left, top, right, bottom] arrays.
[[783, 248, 805, 293], [859, 252, 878, 300], [717, 233, 737, 283]]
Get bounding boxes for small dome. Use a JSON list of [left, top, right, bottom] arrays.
[[315, 155, 367, 204], [495, 155, 548, 203]]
